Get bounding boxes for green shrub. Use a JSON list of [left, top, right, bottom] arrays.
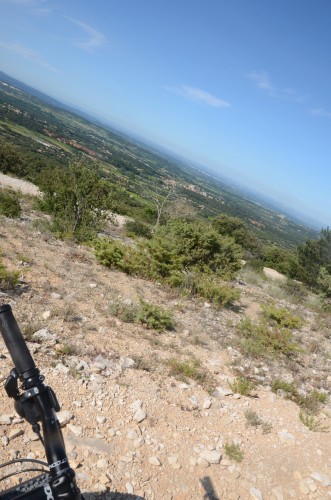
[[55, 343, 76, 357], [125, 220, 152, 239], [38, 161, 108, 242], [244, 409, 272, 433], [271, 379, 298, 396], [261, 303, 304, 329], [279, 279, 308, 302], [212, 214, 262, 256], [262, 246, 299, 278], [224, 442, 244, 462], [195, 276, 240, 307], [95, 217, 242, 310], [244, 259, 265, 273], [0, 252, 19, 290], [317, 267, 331, 297], [167, 357, 207, 384], [167, 271, 240, 307], [153, 219, 242, 278], [110, 298, 175, 332], [238, 318, 300, 358], [109, 299, 140, 323], [0, 189, 21, 218], [228, 376, 255, 396], [94, 238, 147, 276], [311, 390, 328, 405], [299, 411, 329, 432], [272, 380, 327, 415], [136, 300, 175, 332], [239, 266, 266, 286], [296, 391, 328, 416]]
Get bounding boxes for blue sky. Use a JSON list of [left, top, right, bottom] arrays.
[[0, 0, 330, 227]]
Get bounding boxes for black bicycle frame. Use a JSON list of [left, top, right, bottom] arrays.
[[0, 304, 82, 500]]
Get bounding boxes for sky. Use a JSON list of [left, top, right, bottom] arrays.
[[0, 0, 330, 228]]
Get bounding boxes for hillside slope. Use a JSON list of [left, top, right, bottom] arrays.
[[0, 204, 330, 499]]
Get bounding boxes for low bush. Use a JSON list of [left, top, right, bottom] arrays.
[[109, 299, 139, 323], [238, 266, 266, 286], [280, 279, 308, 301], [194, 276, 240, 307], [167, 357, 207, 385], [0, 252, 19, 290], [271, 379, 297, 396], [299, 411, 329, 432], [125, 220, 152, 239], [238, 318, 301, 358], [261, 303, 304, 329], [296, 391, 328, 416], [228, 376, 255, 396], [55, 342, 76, 357], [94, 239, 147, 276], [94, 228, 241, 308], [109, 298, 175, 333], [136, 300, 175, 332], [224, 442, 244, 463], [0, 189, 21, 218], [272, 380, 328, 415], [317, 267, 331, 298], [244, 409, 272, 434]]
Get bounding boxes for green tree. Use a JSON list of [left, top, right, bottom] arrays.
[[297, 228, 331, 289], [0, 139, 26, 177], [317, 267, 331, 297], [262, 246, 299, 278], [212, 214, 262, 256], [0, 189, 21, 218], [152, 219, 242, 278], [38, 160, 108, 241]]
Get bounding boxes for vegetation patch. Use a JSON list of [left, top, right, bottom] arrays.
[[167, 357, 213, 391], [224, 442, 244, 463], [0, 188, 21, 218], [95, 218, 242, 308], [299, 411, 329, 432], [125, 220, 152, 239], [38, 161, 109, 242], [271, 379, 297, 396], [238, 318, 300, 358], [55, 342, 76, 357], [228, 376, 255, 396], [261, 302, 304, 329], [279, 279, 308, 302], [136, 300, 175, 332], [272, 379, 328, 415], [110, 298, 175, 333], [109, 299, 140, 323], [0, 251, 20, 290], [244, 409, 272, 434], [237, 302, 304, 359]]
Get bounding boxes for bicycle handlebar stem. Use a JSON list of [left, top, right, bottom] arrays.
[[0, 305, 36, 376], [0, 305, 81, 499]]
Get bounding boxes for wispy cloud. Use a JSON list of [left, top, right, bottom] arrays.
[[64, 16, 107, 52], [310, 107, 331, 119], [0, 41, 59, 72], [247, 70, 306, 103], [247, 70, 274, 93], [166, 84, 231, 108], [0, 0, 52, 15], [0, 0, 47, 5]]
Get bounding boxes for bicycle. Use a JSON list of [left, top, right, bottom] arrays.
[[0, 303, 82, 499]]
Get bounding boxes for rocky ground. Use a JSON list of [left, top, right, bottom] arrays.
[[0, 195, 330, 499]]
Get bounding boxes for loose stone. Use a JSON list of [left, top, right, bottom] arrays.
[[149, 456, 161, 466]]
